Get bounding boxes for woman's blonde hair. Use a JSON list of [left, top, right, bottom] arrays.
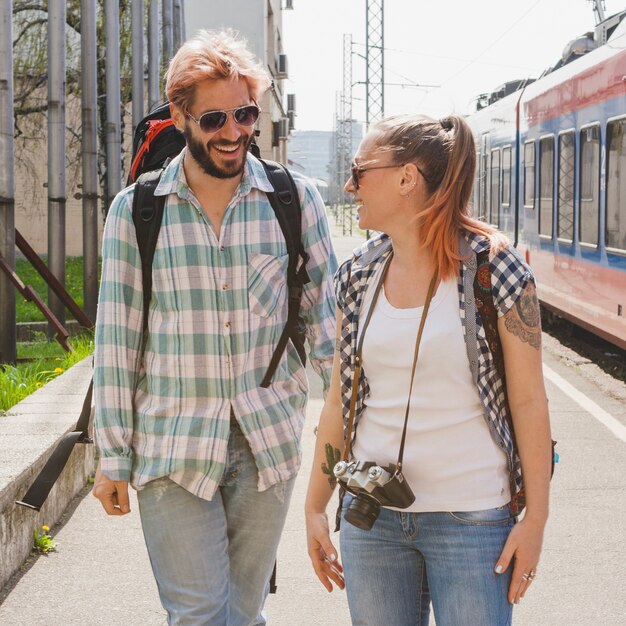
[[371, 114, 507, 279], [165, 29, 271, 112]]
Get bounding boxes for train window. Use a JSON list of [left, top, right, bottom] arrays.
[[524, 142, 535, 208], [502, 147, 511, 207], [473, 151, 481, 217], [557, 132, 575, 242], [579, 125, 599, 246], [606, 119, 626, 251], [539, 136, 554, 238], [490, 149, 500, 226]]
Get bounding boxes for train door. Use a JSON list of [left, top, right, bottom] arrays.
[[478, 134, 489, 221]]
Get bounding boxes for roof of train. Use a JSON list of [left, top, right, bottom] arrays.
[[468, 12, 626, 131]]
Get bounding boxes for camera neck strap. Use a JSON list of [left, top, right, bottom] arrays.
[[342, 251, 438, 472]]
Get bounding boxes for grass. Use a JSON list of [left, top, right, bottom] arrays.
[[0, 333, 94, 414], [15, 256, 101, 323]]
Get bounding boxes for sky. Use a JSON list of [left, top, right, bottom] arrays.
[[282, 0, 625, 132]]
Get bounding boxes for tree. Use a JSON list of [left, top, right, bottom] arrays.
[[12, 0, 137, 215]]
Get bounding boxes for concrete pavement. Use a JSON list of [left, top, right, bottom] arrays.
[[1, 221, 625, 624]]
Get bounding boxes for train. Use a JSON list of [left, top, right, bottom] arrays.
[[466, 9, 626, 350]]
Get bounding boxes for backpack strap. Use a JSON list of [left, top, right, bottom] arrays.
[[259, 159, 310, 388], [131, 168, 167, 342], [473, 247, 556, 515]]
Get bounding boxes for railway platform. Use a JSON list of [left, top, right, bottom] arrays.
[[0, 222, 625, 625]]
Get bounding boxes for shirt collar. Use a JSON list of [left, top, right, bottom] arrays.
[[153, 148, 275, 199]]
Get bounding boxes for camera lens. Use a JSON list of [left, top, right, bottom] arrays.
[[344, 494, 381, 531]]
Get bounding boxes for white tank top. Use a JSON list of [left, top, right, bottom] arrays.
[[353, 268, 510, 512]]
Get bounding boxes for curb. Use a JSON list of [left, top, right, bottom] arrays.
[[0, 357, 94, 591]]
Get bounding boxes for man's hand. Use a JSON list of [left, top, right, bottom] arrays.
[[92, 468, 131, 516]]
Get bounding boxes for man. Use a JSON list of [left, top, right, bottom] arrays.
[[92, 30, 337, 625]]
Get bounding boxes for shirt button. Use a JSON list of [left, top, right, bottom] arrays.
[[222, 283, 228, 290], [224, 321, 230, 328], [220, 245, 225, 251], [230, 470, 238, 479]]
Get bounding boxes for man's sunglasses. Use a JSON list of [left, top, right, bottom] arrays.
[[186, 104, 260, 133], [350, 161, 430, 190]]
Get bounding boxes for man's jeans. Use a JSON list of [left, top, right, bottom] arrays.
[[340, 494, 515, 626], [137, 420, 296, 626]]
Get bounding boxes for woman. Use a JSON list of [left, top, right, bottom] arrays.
[[304, 114, 552, 625]]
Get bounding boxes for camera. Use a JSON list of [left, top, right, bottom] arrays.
[[333, 460, 415, 530]]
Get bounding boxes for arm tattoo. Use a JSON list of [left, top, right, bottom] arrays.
[[335, 337, 342, 352], [504, 281, 542, 349], [320, 443, 341, 489]]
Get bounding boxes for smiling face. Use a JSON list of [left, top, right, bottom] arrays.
[[345, 134, 403, 232], [173, 77, 256, 180], [345, 132, 430, 235]]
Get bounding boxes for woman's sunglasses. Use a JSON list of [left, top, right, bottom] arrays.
[[186, 104, 260, 133], [350, 161, 430, 190], [350, 162, 403, 190]]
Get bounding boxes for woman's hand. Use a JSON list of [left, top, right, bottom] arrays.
[[494, 515, 546, 604], [306, 510, 345, 592]]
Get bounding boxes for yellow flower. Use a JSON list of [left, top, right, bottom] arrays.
[[36, 382, 42, 387], [41, 525, 49, 532], [54, 367, 63, 374]]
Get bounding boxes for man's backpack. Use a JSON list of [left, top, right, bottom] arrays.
[[129, 101, 310, 388]]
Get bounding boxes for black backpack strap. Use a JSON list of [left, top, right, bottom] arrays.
[[16, 379, 94, 511], [259, 159, 310, 388], [132, 168, 167, 339]]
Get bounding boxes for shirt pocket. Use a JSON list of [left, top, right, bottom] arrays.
[[248, 252, 288, 318]]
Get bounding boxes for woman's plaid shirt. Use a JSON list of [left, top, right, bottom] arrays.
[[334, 231, 535, 500], [94, 151, 337, 500]]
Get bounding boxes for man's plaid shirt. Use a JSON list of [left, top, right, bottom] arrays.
[[334, 231, 534, 500], [94, 151, 337, 500]]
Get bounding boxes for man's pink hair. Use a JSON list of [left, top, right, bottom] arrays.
[[165, 29, 271, 111]]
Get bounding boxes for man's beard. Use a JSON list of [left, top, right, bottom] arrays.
[[184, 124, 253, 179]]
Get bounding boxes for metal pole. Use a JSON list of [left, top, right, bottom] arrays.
[[132, 0, 145, 132], [105, 0, 122, 205], [162, 0, 174, 80], [343, 34, 353, 235], [173, 0, 182, 51], [365, 0, 384, 129], [81, 0, 99, 324], [0, 0, 16, 363], [48, 0, 67, 333], [148, 0, 160, 110]]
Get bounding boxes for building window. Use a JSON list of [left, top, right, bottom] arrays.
[[606, 119, 626, 251], [539, 136, 554, 238], [524, 142, 535, 208], [501, 147, 511, 207], [557, 131, 575, 241], [490, 149, 500, 226]]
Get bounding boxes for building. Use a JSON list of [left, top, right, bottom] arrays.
[[184, 0, 295, 163]]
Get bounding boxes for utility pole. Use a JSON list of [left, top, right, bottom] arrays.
[[47, 0, 67, 332], [81, 0, 99, 323], [366, 0, 384, 128], [342, 33, 353, 235], [105, 0, 122, 207], [0, 0, 16, 363], [131, 0, 145, 132], [148, 0, 161, 110], [162, 0, 174, 78]]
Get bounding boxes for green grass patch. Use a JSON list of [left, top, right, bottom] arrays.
[[15, 256, 101, 323], [0, 333, 94, 414]]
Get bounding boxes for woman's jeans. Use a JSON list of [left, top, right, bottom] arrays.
[[340, 494, 515, 626], [136, 420, 296, 626]]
